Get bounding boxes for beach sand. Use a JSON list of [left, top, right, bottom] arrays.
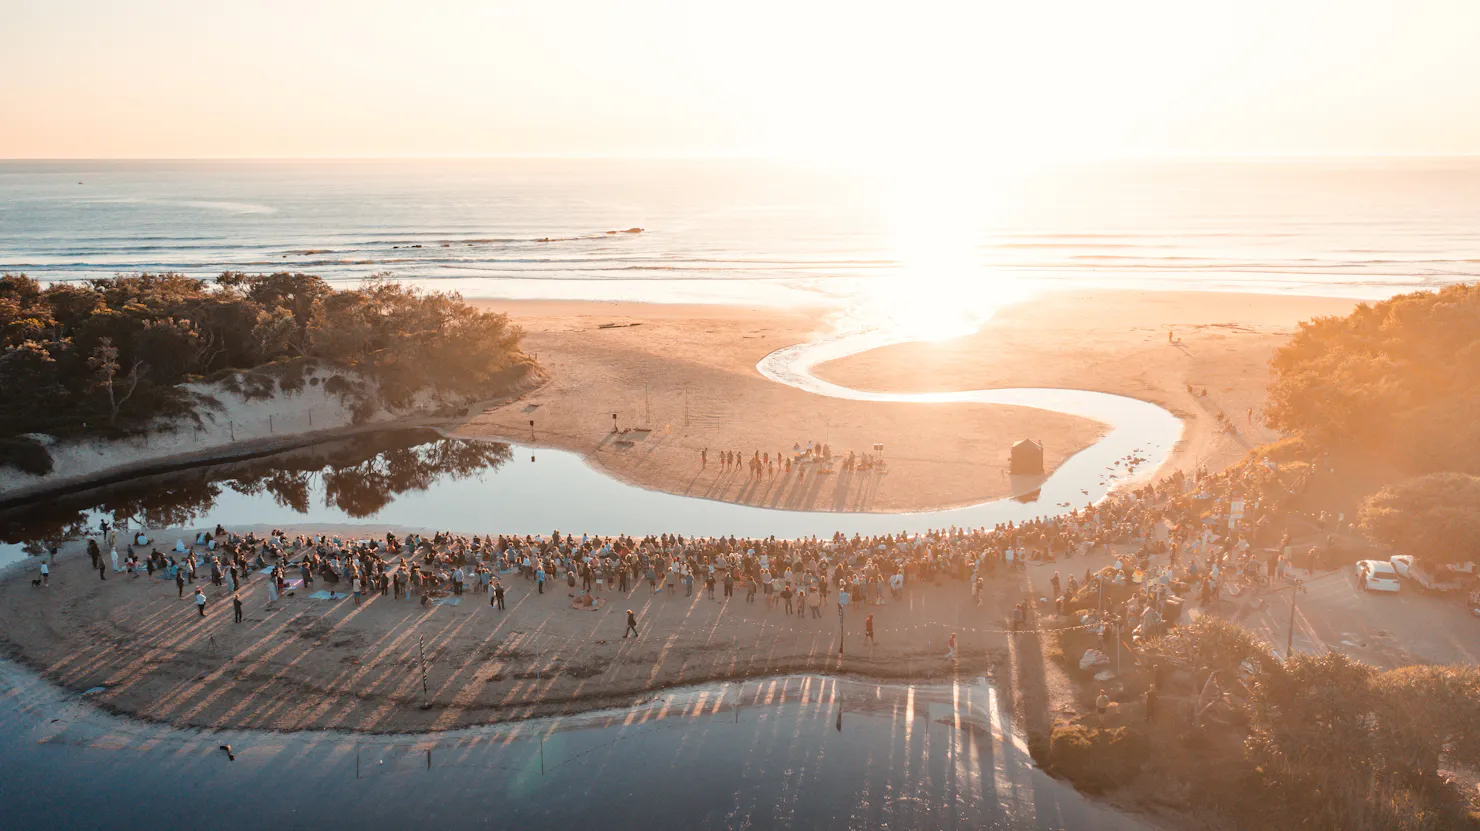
[[0, 530, 1022, 734], [464, 290, 1358, 510], [0, 289, 1363, 733], [460, 300, 1102, 513]]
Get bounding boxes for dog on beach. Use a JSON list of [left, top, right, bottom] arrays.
[[31, 579, 42, 587]]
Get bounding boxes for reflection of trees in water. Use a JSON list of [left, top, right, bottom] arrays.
[[317, 440, 511, 518], [112, 481, 225, 531], [1, 438, 511, 549], [229, 470, 314, 514]]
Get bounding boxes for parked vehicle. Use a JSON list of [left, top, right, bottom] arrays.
[[1388, 555, 1472, 591], [1411, 561, 1468, 592], [1356, 560, 1402, 592]]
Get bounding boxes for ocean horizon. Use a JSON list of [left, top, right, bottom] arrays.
[[4, 157, 1478, 309]]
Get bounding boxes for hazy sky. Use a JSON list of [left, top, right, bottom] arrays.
[[3, 0, 1478, 161]]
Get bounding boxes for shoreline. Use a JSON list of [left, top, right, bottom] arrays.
[[0, 367, 547, 509]]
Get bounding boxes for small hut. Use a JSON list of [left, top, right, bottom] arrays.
[[1010, 439, 1044, 475]]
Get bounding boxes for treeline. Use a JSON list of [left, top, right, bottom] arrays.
[[1051, 618, 1480, 831], [1267, 283, 1480, 473], [0, 272, 531, 465]]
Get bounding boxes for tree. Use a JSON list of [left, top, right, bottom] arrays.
[[1357, 473, 1480, 564], [1266, 284, 1480, 473], [87, 337, 145, 427]]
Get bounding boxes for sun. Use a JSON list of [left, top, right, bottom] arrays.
[[855, 162, 1034, 343]]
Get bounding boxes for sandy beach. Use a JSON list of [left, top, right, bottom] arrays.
[[462, 290, 1358, 511], [0, 528, 1030, 733], [0, 289, 1362, 734]]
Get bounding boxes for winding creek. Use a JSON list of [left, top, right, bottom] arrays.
[[0, 326, 1179, 830]]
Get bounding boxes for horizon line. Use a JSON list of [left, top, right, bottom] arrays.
[[5, 153, 1480, 164]]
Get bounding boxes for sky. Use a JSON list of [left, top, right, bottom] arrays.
[[2, 0, 1479, 161]]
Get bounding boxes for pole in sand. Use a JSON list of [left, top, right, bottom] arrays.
[[419, 635, 429, 709], [837, 603, 844, 657], [1286, 579, 1306, 658]]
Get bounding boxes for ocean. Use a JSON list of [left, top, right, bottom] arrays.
[[2, 158, 1478, 311]]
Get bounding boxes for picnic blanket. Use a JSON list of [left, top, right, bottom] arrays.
[[431, 597, 461, 607]]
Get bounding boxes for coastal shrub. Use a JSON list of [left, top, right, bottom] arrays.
[[1124, 619, 1480, 829], [1048, 723, 1148, 793], [0, 271, 529, 442], [1357, 473, 1480, 566], [1267, 283, 1480, 474], [322, 374, 354, 397], [0, 436, 53, 475]]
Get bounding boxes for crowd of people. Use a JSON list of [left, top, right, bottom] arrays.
[[700, 439, 885, 480], [64, 449, 1314, 652]]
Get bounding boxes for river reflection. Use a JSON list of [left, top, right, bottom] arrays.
[[0, 663, 1145, 831], [0, 430, 511, 553]]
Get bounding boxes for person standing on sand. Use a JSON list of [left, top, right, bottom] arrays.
[[864, 613, 875, 644], [194, 588, 207, 617], [39, 561, 49, 587], [232, 593, 243, 623], [175, 568, 185, 597], [494, 581, 506, 610], [623, 609, 638, 639]]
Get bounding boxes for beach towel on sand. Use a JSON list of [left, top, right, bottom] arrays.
[[432, 597, 461, 607], [308, 590, 346, 601]]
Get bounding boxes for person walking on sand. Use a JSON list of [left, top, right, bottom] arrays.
[[39, 560, 48, 587], [194, 588, 207, 617], [945, 632, 957, 660], [494, 581, 506, 610], [623, 609, 639, 639], [864, 613, 875, 644], [232, 593, 243, 623]]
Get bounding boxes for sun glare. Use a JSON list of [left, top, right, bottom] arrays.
[[856, 164, 1033, 343]]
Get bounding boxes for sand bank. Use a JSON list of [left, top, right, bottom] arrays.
[[0, 366, 544, 506], [0, 530, 1021, 734], [463, 291, 1356, 512]]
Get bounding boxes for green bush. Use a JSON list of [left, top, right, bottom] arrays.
[[1048, 722, 1148, 793], [0, 436, 54, 476]]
